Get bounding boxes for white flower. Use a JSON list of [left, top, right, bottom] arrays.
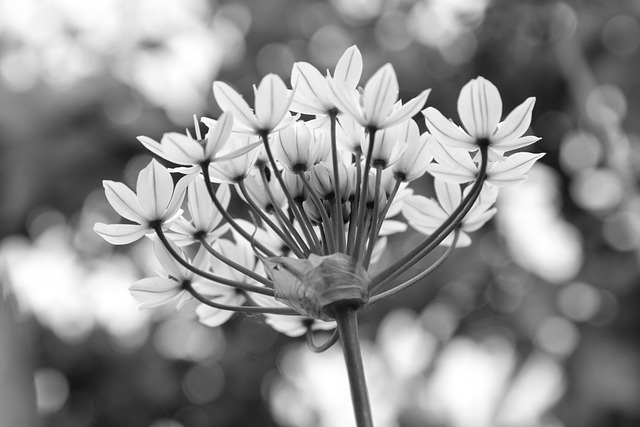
[[168, 176, 230, 246], [427, 140, 545, 187], [329, 63, 430, 129], [423, 76, 539, 153], [402, 179, 498, 246], [94, 160, 190, 245], [213, 74, 296, 135], [129, 239, 201, 309], [193, 238, 259, 327], [290, 45, 363, 123]]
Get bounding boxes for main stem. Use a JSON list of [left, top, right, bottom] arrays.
[[333, 305, 374, 427]]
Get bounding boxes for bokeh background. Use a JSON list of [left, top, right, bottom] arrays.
[[1, 0, 640, 426]]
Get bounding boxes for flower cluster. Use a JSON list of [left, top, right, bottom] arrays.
[[95, 46, 542, 342]]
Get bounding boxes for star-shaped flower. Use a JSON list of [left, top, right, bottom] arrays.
[[129, 239, 202, 309], [213, 74, 297, 135], [329, 63, 430, 130], [94, 160, 190, 245], [423, 76, 539, 153], [402, 179, 498, 247]]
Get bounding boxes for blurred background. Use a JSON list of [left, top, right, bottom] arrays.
[[1, 0, 640, 426]]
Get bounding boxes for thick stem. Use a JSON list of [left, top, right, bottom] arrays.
[[333, 305, 374, 427]]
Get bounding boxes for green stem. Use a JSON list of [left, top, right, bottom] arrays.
[[333, 305, 374, 427]]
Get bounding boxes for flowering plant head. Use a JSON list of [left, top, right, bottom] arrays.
[[95, 44, 542, 363]]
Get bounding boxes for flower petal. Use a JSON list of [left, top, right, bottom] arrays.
[[429, 139, 478, 174], [103, 181, 145, 223], [291, 62, 332, 114], [165, 174, 193, 221], [162, 132, 205, 165], [363, 63, 398, 128], [93, 223, 148, 245], [254, 74, 291, 131], [333, 45, 362, 89], [187, 177, 211, 231], [136, 160, 174, 220], [213, 81, 257, 131], [328, 78, 365, 125], [491, 97, 536, 149], [153, 237, 186, 279], [486, 152, 545, 187], [196, 304, 236, 327], [204, 111, 234, 159], [457, 77, 502, 139], [137, 135, 165, 158], [434, 179, 462, 213], [382, 89, 430, 128], [129, 277, 182, 309], [423, 107, 475, 150]]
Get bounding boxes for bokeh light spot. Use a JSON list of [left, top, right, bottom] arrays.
[[603, 209, 640, 251], [602, 15, 640, 56], [182, 362, 225, 404], [570, 168, 623, 213], [34, 368, 69, 415], [534, 316, 579, 358], [559, 131, 603, 174], [256, 43, 295, 78], [153, 317, 226, 361], [557, 282, 601, 322]]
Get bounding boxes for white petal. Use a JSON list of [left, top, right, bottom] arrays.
[[333, 45, 363, 89], [165, 174, 193, 220], [363, 63, 398, 128], [402, 194, 449, 231], [382, 89, 430, 128], [434, 179, 462, 213], [291, 62, 332, 114], [137, 160, 174, 219], [204, 111, 234, 159], [423, 107, 475, 150], [492, 97, 536, 148], [463, 207, 497, 232], [213, 81, 257, 131], [94, 223, 148, 245], [129, 277, 182, 309], [486, 152, 545, 187], [162, 133, 205, 164], [426, 163, 476, 184], [429, 139, 478, 174], [196, 304, 236, 327], [153, 237, 186, 279], [254, 74, 291, 131], [328, 78, 365, 125], [457, 76, 503, 139], [137, 135, 165, 158], [187, 177, 212, 231], [103, 181, 145, 223]]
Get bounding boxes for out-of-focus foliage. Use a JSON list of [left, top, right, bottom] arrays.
[[2, 0, 640, 426]]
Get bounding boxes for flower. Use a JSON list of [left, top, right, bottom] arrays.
[[290, 45, 363, 126], [129, 239, 200, 309], [193, 238, 259, 327], [168, 176, 230, 246], [94, 160, 189, 245], [213, 74, 297, 135], [423, 76, 539, 153], [329, 63, 430, 130], [427, 139, 545, 187], [402, 179, 498, 247]]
